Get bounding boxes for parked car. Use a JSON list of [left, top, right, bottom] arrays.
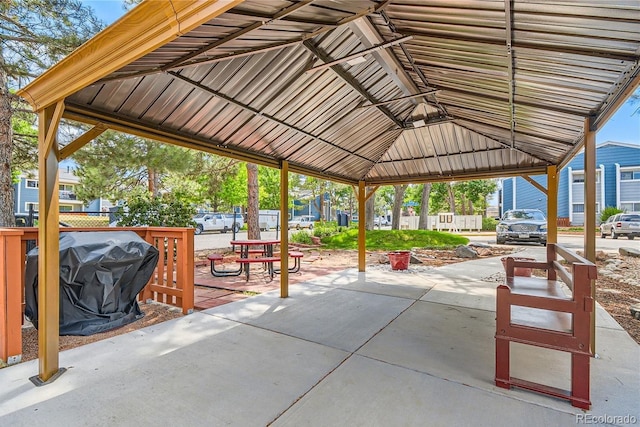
[[496, 209, 547, 245], [374, 216, 389, 226], [288, 215, 315, 230], [193, 212, 241, 235], [600, 213, 640, 240]]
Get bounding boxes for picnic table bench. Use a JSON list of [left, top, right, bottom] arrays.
[[209, 240, 304, 281], [495, 243, 597, 409]]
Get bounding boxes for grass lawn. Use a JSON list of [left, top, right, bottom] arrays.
[[321, 228, 469, 251]]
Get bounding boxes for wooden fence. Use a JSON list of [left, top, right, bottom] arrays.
[[0, 227, 194, 365]]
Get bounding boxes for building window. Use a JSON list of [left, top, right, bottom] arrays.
[[621, 202, 640, 212], [25, 202, 38, 212], [572, 203, 600, 214], [60, 205, 73, 212], [620, 169, 640, 181], [59, 184, 74, 191], [572, 172, 600, 183], [26, 180, 38, 189]]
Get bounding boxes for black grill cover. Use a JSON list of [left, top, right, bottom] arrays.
[[25, 231, 159, 336]]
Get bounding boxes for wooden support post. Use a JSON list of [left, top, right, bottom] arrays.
[[584, 116, 597, 355], [36, 101, 64, 384], [358, 181, 366, 272], [280, 161, 289, 298], [547, 165, 558, 245]]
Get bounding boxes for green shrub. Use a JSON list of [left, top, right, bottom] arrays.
[[290, 230, 313, 245], [313, 221, 339, 238], [115, 192, 195, 227], [600, 206, 623, 222], [482, 217, 498, 231]]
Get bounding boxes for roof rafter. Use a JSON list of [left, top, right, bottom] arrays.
[[98, 1, 394, 84], [168, 71, 375, 165], [398, 30, 639, 63], [302, 39, 404, 128], [504, 0, 516, 149], [453, 122, 550, 164], [164, 0, 317, 71]]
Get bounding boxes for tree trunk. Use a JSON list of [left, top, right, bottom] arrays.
[[147, 168, 158, 196], [0, 63, 15, 226], [447, 183, 456, 213], [365, 187, 375, 230], [418, 183, 431, 229], [391, 184, 407, 229], [246, 163, 260, 239], [318, 182, 325, 220]]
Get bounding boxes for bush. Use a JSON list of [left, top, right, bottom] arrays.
[[482, 217, 498, 231], [115, 192, 195, 227], [290, 230, 313, 245], [313, 221, 340, 238], [600, 206, 623, 222]]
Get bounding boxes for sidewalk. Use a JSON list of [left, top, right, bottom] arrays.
[[1, 249, 638, 426]]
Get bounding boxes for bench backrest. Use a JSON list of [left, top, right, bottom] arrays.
[[546, 243, 598, 292]]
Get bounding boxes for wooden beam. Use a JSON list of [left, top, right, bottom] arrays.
[[358, 181, 366, 272], [522, 175, 547, 196], [546, 166, 558, 245], [18, 0, 245, 110], [365, 185, 379, 202], [36, 104, 62, 384], [43, 101, 64, 156], [280, 160, 289, 298], [583, 116, 597, 355], [59, 123, 107, 160]]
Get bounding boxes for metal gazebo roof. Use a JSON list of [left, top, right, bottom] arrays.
[[19, 0, 640, 185]]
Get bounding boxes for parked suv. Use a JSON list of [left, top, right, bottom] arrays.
[[600, 213, 640, 240], [496, 209, 547, 245], [193, 212, 242, 235]]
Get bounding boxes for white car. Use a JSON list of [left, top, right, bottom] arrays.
[[288, 215, 315, 230], [374, 216, 389, 226], [193, 212, 241, 235]]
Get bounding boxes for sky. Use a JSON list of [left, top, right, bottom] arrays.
[[80, 0, 639, 146]]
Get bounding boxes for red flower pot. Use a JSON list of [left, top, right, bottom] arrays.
[[388, 251, 411, 270]]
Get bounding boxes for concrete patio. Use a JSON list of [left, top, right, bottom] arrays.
[[0, 248, 638, 426]]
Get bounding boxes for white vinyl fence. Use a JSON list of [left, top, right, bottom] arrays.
[[398, 214, 482, 232]]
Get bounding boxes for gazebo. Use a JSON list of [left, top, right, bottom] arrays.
[[15, 0, 640, 384]]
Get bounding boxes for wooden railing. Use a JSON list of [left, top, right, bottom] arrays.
[[0, 227, 194, 366]]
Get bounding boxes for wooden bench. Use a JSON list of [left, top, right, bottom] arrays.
[[495, 243, 597, 409], [207, 253, 242, 277]]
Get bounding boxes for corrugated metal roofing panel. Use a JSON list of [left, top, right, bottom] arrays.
[[55, 0, 640, 185]]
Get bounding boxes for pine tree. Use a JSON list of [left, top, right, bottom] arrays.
[[0, 0, 102, 225]]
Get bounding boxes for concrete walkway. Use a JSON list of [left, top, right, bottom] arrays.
[[1, 248, 638, 426]]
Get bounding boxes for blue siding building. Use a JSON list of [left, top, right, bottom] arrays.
[[13, 161, 114, 215], [502, 142, 640, 225]]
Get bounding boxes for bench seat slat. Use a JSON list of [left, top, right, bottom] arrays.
[[506, 277, 570, 300]]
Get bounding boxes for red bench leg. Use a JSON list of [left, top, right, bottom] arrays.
[[495, 337, 510, 389], [570, 353, 591, 409]]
